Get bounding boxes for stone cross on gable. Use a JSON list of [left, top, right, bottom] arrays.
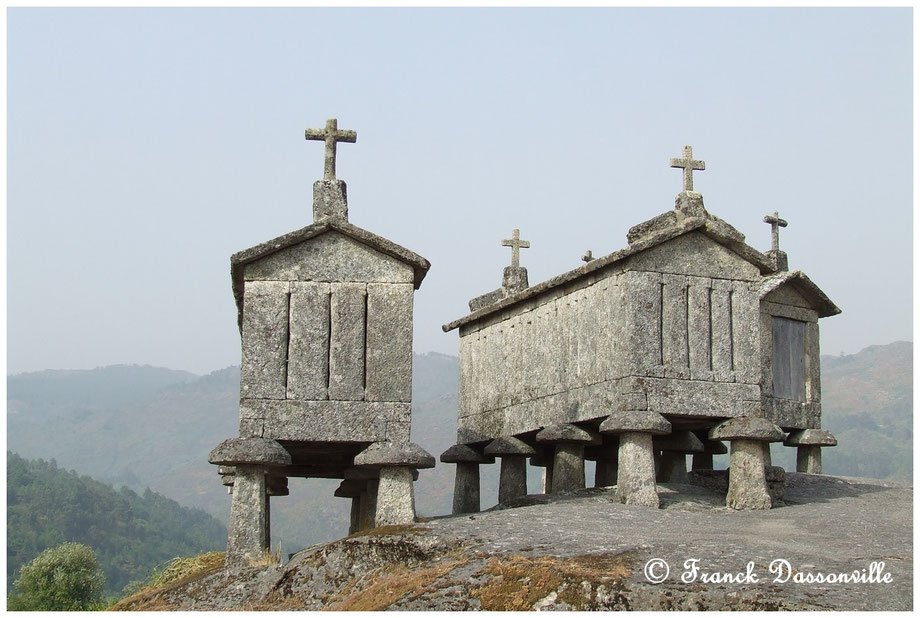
[[502, 229, 530, 268], [305, 118, 357, 180], [763, 211, 788, 252], [670, 145, 706, 192]]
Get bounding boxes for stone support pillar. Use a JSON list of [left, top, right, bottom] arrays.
[[440, 444, 494, 514], [691, 434, 727, 471], [615, 433, 659, 507], [484, 436, 536, 505], [797, 446, 821, 473], [586, 441, 619, 488], [375, 467, 416, 526], [784, 429, 837, 474], [655, 431, 704, 483], [536, 424, 600, 493], [227, 464, 268, 563], [600, 411, 672, 508], [499, 457, 528, 503], [691, 452, 713, 471], [710, 418, 785, 510], [208, 437, 291, 566], [353, 441, 435, 528], [349, 497, 361, 535]]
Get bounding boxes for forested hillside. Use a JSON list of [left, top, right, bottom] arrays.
[[6, 452, 226, 595]]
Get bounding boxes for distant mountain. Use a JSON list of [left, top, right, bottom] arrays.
[[6, 452, 225, 595], [6, 343, 912, 555]]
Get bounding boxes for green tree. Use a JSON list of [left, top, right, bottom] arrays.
[[7, 543, 105, 611]]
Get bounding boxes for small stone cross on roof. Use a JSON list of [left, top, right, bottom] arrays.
[[305, 118, 357, 180], [670, 145, 706, 192], [763, 211, 788, 252], [502, 229, 530, 268]]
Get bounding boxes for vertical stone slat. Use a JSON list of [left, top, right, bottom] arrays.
[[731, 282, 760, 384], [687, 277, 712, 374], [328, 282, 367, 401], [662, 274, 689, 371], [365, 283, 414, 402], [240, 281, 291, 400], [287, 282, 331, 400], [710, 280, 733, 377]]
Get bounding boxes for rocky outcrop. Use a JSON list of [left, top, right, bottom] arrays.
[[116, 474, 912, 611]]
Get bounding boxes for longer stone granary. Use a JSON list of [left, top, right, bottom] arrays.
[[210, 119, 434, 565], [442, 145, 840, 514]]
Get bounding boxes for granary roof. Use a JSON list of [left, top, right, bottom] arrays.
[[443, 212, 769, 332], [231, 218, 430, 329], [760, 270, 841, 318], [442, 204, 839, 332]]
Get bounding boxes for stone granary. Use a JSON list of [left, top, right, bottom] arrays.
[[441, 145, 840, 513], [210, 119, 434, 565]]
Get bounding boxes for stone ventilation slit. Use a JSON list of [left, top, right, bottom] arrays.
[[325, 290, 333, 392], [683, 284, 690, 368], [658, 281, 664, 365], [707, 286, 713, 371], [728, 289, 735, 371], [282, 291, 292, 394], [361, 286, 368, 393]]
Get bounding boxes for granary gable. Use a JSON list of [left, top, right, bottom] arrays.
[[231, 218, 430, 331], [760, 270, 841, 318]]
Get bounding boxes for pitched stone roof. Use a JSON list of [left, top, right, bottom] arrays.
[[231, 219, 430, 329], [442, 213, 774, 333], [760, 270, 841, 318]]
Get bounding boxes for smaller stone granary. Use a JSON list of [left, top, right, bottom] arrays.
[[441, 145, 840, 514], [210, 119, 434, 565]]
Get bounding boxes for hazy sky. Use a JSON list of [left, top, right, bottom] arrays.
[[7, 7, 913, 376]]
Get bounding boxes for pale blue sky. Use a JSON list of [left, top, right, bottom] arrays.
[[7, 7, 913, 375]]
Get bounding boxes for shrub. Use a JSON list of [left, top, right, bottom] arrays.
[[7, 543, 105, 611]]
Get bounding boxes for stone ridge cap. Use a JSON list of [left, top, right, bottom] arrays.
[[442, 216, 776, 333], [230, 219, 431, 331], [760, 269, 841, 318]]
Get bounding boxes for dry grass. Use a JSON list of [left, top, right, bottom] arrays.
[[321, 554, 469, 611], [471, 551, 636, 611], [110, 552, 226, 611]]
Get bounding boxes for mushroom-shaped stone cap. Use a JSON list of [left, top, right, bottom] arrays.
[[599, 410, 671, 436], [536, 423, 601, 445], [208, 437, 291, 467], [709, 417, 785, 442], [440, 444, 495, 464], [484, 436, 537, 457], [353, 441, 436, 469], [334, 479, 365, 498], [654, 431, 705, 453], [784, 429, 837, 447], [700, 439, 728, 455]]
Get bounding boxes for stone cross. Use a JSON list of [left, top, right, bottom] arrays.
[[670, 145, 706, 192], [763, 211, 788, 252], [305, 118, 357, 180], [501, 229, 530, 268]]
